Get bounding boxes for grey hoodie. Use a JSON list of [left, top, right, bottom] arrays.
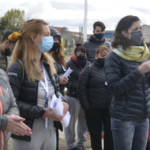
[[0, 68, 19, 150]]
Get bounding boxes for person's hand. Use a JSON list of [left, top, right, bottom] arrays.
[[138, 60, 150, 74], [44, 108, 63, 121], [59, 75, 68, 85], [6, 115, 32, 136], [62, 102, 69, 117]]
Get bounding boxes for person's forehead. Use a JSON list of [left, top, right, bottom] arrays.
[[95, 26, 102, 30], [100, 50, 108, 55], [130, 21, 141, 29]]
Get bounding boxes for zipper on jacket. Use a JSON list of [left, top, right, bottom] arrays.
[[124, 92, 128, 111], [0, 100, 4, 150], [142, 74, 146, 118]]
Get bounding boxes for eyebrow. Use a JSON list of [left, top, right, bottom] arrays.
[[133, 27, 138, 31]]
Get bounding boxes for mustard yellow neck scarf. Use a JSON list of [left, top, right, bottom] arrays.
[[112, 41, 149, 62]]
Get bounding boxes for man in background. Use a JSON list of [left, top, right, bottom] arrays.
[[0, 30, 17, 71], [83, 21, 111, 63]]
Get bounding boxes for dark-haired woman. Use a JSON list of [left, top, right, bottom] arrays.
[[64, 45, 89, 150], [49, 28, 68, 95], [104, 15, 150, 150], [78, 45, 114, 150], [49, 28, 68, 150]]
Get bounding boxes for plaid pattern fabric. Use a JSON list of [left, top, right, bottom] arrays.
[[51, 74, 66, 102]]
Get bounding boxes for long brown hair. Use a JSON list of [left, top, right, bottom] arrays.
[[49, 36, 65, 66], [112, 15, 140, 49], [9, 19, 56, 82]]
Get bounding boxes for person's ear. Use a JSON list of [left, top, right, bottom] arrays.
[[93, 30, 95, 34], [30, 35, 37, 43], [121, 31, 127, 37], [3, 40, 9, 48], [4, 40, 9, 45]]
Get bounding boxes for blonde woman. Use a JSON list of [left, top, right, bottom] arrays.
[[7, 19, 69, 150]]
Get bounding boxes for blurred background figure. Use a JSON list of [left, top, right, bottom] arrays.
[[64, 44, 89, 150], [78, 45, 114, 150], [0, 30, 17, 71], [49, 28, 68, 150]]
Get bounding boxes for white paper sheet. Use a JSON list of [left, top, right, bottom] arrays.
[[62, 67, 73, 78], [50, 94, 71, 128], [61, 111, 71, 127]]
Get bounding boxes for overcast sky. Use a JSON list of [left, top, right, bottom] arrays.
[[0, 0, 150, 34]]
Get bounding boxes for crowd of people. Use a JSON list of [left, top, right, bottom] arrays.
[[0, 15, 150, 150]]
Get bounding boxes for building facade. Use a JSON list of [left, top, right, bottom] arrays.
[[142, 24, 150, 42]]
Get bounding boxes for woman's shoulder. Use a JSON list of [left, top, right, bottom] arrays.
[[0, 68, 9, 82], [8, 60, 23, 73], [82, 63, 92, 73], [106, 51, 122, 63], [66, 58, 74, 68]]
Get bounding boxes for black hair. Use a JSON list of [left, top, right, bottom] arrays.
[[112, 15, 140, 49], [146, 42, 150, 48], [93, 21, 106, 31], [74, 43, 87, 55]]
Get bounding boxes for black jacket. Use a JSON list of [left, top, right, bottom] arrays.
[[54, 62, 65, 95], [7, 60, 66, 142], [83, 35, 111, 63], [65, 57, 89, 98], [104, 51, 150, 121], [78, 61, 112, 111]]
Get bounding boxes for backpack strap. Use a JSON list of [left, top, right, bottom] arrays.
[[18, 60, 24, 82]]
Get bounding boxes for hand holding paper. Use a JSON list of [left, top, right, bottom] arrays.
[[63, 67, 73, 78], [50, 94, 71, 128]]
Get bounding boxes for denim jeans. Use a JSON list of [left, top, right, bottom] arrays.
[[111, 117, 149, 150]]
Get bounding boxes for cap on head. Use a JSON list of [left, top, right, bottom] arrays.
[[2, 30, 17, 44], [50, 28, 61, 37]]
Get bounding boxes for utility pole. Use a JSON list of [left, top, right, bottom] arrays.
[[83, 0, 88, 42]]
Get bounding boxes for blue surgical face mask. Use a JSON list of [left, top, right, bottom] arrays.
[[37, 37, 54, 53]]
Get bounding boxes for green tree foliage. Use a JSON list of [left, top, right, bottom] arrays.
[[0, 9, 25, 35]]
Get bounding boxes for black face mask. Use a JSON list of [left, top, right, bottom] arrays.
[[5, 48, 11, 56], [96, 58, 105, 67], [52, 42, 60, 53], [94, 33, 104, 39], [76, 55, 87, 67], [130, 31, 143, 46]]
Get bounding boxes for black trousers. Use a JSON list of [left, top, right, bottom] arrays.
[[56, 129, 59, 150], [85, 109, 114, 150]]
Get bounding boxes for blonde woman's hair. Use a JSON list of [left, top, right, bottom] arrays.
[[9, 19, 56, 82]]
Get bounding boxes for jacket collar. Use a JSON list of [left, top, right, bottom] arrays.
[[94, 60, 103, 69], [88, 35, 105, 43]]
